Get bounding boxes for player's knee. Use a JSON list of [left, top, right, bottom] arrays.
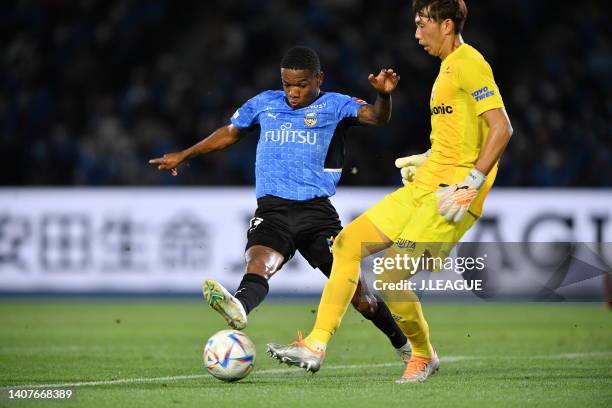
[[332, 229, 361, 261], [245, 258, 278, 278], [245, 246, 284, 278], [245, 260, 267, 277]]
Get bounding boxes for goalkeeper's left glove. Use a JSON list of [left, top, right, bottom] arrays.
[[395, 149, 431, 186], [435, 168, 486, 223]]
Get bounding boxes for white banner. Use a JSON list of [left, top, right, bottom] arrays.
[[0, 188, 610, 295]]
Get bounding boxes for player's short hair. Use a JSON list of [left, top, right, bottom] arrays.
[[280, 46, 321, 74], [413, 0, 468, 34]]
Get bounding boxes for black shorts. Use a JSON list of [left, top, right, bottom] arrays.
[[245, 195, 342, 269]]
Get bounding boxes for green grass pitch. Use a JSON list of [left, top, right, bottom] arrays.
[[1, 299, 611, 407]]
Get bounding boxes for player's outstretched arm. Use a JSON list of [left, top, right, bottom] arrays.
[[358, 68, 400, 126], [148, 124, 244, 176]]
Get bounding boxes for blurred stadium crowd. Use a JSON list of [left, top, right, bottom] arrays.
[[2, 0, 610, 187]]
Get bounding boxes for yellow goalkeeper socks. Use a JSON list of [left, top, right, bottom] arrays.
[[387, 297, 433, 359], [306, 215, 389, 347]]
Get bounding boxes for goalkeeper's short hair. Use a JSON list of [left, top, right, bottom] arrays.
[[412, 0, 468, 34]]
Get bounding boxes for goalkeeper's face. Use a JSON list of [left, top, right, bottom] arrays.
[[414, 12, 446, 58], [281, 68, 323, 109]]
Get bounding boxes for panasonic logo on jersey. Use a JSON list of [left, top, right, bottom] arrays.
[[431, 103, 454, 115]]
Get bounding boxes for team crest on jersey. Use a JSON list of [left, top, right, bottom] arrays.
[[304, 112, 317, 127]]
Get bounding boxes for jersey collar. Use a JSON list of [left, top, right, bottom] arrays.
[[284, 92, 326, 110]]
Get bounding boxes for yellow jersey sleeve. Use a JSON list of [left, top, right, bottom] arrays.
[[457, 56, 504, 116]]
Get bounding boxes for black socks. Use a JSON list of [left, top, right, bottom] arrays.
[[366, 301, 408, 349], [234, 273, 269, 314]]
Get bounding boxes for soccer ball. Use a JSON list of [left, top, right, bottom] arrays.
[[203, 329, 256, 382]]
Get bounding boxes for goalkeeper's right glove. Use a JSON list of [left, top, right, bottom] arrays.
[[436, 168, 486, 223], [395, 149, 431, 186]]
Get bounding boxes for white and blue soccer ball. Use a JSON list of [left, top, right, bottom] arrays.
[[203, 329, 256, 382]]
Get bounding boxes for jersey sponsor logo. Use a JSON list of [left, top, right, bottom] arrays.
[[353, 97, 367, 104], [395, 238, 416, 250], [431, 103, 454, 115], [471, 86, 495, 102], [304, 112, 317, 127], [309, 102, 327, 109], [263, 122, 318, 145]]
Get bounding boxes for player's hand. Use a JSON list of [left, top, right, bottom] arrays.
[[148, 151, 186, 176], [395, 149, 431, 186], [368, 68, 400, 95], [435, 168, 486, 223]]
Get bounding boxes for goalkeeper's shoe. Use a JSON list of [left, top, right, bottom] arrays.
[[395, 149, 431, 185], [436, 168, 486, 223], [396, 348, 440, 384], [203, 279, 247, 330], [266, 331, 325, 373]]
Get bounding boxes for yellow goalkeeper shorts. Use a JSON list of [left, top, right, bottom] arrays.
[[364, 183, 477, 263]]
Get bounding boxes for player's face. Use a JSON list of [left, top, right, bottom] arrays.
[[281, 68, 322, 109], [414, 12, 445, 57]]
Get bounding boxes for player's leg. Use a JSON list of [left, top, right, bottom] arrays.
[[386, 192, 477, 383], [267, 214, 391, 371], [204, 196, 294, 329], [375, 250, 438, 382], [289, 196, 397, 349], [204, 245, 286, 329], [375, 245, 434, 360], [318, 261, 411, 359], [267, 188, 416, 371], [234, 245, 284, 314], [291, 196, 410, 355]]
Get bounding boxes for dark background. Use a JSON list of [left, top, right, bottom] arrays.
[[2, 0, 610, 187]]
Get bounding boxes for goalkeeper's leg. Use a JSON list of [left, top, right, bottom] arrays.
[[386, 294, 433, 359], [305, 214, 392, 350], [266, 214, 392, 371], [319, 261, 410, 356]]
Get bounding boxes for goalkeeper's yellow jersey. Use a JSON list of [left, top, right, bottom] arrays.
[[414, 43, 505, 217]]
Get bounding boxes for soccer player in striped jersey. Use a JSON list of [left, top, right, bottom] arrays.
[[268, 0, 513, 383], [150, 46, 413, 361]]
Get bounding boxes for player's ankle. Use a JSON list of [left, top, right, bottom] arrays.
[[396, 341, 411, 352], [304, 336, 327, 353], [308, 328, 332, 346]]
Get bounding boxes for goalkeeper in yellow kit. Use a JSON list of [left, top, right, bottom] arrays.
[[267, 0, 513, 383]]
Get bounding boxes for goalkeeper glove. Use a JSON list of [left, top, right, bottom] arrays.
[[395, 149, 431, 186], [435, 168, 486, 223]]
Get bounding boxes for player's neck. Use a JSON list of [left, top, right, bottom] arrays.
[[439, 35, 464, 61]]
